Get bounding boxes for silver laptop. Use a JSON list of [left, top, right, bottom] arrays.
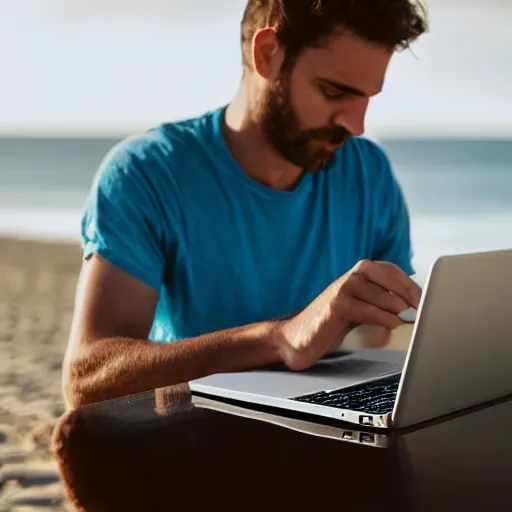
[[190, 249, 512, 429]]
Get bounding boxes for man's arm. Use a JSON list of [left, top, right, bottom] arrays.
[[63, 255, 420, 408], [62, 254, 283, 408]]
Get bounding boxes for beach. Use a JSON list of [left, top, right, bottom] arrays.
[[1, 0, 510, 506], [0, 237, 80, 510]]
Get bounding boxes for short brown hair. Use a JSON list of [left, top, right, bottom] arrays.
[[241, 0, 429, 68]]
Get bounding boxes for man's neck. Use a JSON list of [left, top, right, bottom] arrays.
[[222, 87, 304, 192]]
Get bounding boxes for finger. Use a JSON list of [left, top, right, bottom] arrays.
[[346, 274, 409, 315], [343, 296, 405, 331], [354, 260, 421, 308], [377, 262, 422, 307]]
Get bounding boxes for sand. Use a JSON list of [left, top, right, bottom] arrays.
[[0, 237, 81, 511]]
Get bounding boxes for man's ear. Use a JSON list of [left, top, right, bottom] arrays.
[[252, 27, 284, 79]]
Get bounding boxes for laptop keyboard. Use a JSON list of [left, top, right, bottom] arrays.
[[291, 374, 401, 415]]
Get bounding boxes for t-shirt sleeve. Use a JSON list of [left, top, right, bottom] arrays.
[[370, 143, 415, 276], [81, 137, 170, 290]]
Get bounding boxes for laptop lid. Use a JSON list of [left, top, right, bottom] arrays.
[[392, 249, 512, 428]]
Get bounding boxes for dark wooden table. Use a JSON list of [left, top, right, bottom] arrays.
[[52, 384, 512, 511]]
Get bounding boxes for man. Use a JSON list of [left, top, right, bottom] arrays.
[[63, 0, 428, 407]]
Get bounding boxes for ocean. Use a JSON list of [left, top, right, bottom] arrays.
[[0, 137, 511, 286]]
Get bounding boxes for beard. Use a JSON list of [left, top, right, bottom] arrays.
[[256, 68, 351, 173]]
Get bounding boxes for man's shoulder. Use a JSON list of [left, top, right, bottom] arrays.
[[342, 136, 391, 166], [93, 108, 221, 185], [105, 108, 218, 164], [339, 136, 397, 186]]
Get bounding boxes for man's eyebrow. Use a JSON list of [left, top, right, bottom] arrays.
[[316, 77, 378, 97]]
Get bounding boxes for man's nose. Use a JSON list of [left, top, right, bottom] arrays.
[[332, 97, 369, 137]]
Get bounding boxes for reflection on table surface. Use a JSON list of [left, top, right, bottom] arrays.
[[52, 383, 512, 511]]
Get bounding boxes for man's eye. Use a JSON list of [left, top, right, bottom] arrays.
[[321, 87, 346, 100]]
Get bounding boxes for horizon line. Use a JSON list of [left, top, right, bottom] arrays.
[[0, 127, 511, 142]]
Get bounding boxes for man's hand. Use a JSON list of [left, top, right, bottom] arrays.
[[278, 260, 422, 371]]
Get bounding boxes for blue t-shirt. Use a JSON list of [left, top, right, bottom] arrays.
[[82, 105, 414, 342]]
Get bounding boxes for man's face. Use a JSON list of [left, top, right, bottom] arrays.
[[256, 29, 393, 172]]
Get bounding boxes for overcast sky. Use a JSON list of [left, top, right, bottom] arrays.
[[2, 0, 511, 138]]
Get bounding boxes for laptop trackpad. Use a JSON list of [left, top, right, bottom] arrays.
[[192, 349, 406, 399]]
